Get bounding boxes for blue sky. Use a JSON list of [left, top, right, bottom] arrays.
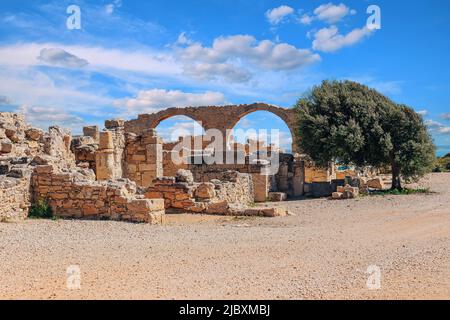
[[0, 0, 449, 154]]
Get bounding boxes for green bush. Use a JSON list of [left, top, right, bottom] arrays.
[[28, 198, 53, 219]]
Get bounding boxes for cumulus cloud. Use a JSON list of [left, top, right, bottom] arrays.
[[441, 113, 450, 120], [183, 62, 252, 83], [18, 105, 84, 130], [425, 120, 450, 134], [177, 35, 320, 82], [299, 14, 314, 25], [37, 48, 89, 68], [312, 25, 373, 52], [114, 89, 227, 114], [314, 3, 356, 24], [266, 5, 294, 25]]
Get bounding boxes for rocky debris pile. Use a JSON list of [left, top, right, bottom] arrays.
[[332, 185, 360, 200]]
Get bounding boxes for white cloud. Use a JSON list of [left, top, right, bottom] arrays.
[[18, 105, 84, 130], [0, 43, 181, 77], [417, 110, 428, 116], [266, 5, 295, 25], [177, 35, 320, 75], [312, 25, 373, 52], [425, 120, 450, 134], [114, 89, 227, 114], [183, 62, 252, 83], [38, 48, 89, 68], [299, 14, 314, 25], [314, 3, 356, 24], [441, 113, 450, 120]]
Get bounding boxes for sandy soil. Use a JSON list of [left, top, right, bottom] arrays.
[[1, 173, 449, 300]]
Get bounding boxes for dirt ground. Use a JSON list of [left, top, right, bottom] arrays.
[[1, 173, 449, 300]]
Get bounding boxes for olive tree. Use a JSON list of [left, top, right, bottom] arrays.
[[295, 80, 435, 189]]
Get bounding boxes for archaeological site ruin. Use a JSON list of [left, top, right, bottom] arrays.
[[0, 103, 384, 223]]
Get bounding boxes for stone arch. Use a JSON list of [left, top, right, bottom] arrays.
[[155, 114, 206, 142], [224, 104, 298, 153], [124, 103, 300, 153], [145, 108, 208, 129]]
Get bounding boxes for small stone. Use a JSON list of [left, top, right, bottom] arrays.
[[0, 141, 13, 153], [268, 192, 287, 202], [176, 169, 194, 184], [367, 177, 384, 190], [25, 128, 43, 141], [195, 183, 216, 199], [332, 192, 343, 200]]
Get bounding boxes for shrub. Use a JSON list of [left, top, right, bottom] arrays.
[[28, 198, 53, 219]]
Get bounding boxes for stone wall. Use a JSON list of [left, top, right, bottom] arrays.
[[32, 164, 164, 223], [123, 129, 163, 187], [144, 169, 254, 214], [189, 161, 270, 202], [0, 174, 31, 221]]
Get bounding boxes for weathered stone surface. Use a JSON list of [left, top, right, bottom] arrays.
[[83, 126, 99, 141], [205, 200, 229, 214], [367, 177, 384, 190], [25, 128, 43, 141], [268, 192, 287, 202], [332, 185, 359, 200], [99, 131, 114, 150], [195, 183, 216, 199], [0, 141, 13, 153], [105, 119, 125, 129], [176, 169, 194, 184]]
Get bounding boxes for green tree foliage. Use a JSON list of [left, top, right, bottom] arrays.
[[295, 80, 436, 190]]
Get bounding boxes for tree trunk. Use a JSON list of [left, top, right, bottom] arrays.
[[391, 159, 402, 190]]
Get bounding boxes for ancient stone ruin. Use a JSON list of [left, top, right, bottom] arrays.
[[1, 103, 386, 223]]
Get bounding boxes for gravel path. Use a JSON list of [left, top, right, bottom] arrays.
[[1, 173, 449, 300]]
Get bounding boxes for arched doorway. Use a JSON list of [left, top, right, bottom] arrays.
[[155, 115, 206, 143], [228, 111, 294, 154], [155, 115, 207, 176]]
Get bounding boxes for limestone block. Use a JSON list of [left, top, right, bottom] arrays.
[[95, 150, 115, 180], [176, 169, 194, 184], [195, 183, 216, 199], [139, 163, 157, 172], [367, 177, 384, 190], [105, 119, 124, 129], [25, 128, 43, 141], [251, 173, 269, 202], [35, 165, 54, 174], [99, 131, 114, 150], [268, 192, 287, 202], [83, 126, 99, 141], [332, 192, 343, 200], [261, 207, 287, 217], [0, 140, 13, 153], [205, 200, 229, 215]]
